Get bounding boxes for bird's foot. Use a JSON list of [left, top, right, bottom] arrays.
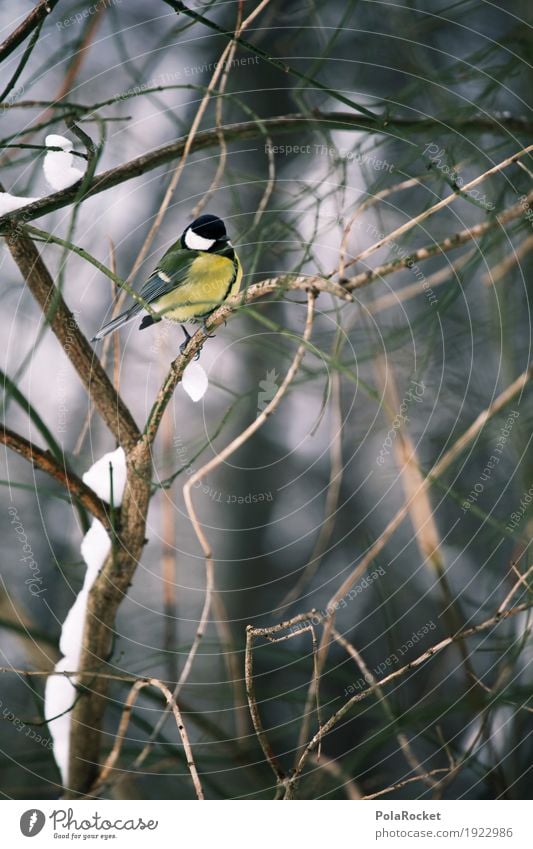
[[179, 325, 192, 354], [201, 320, 216, 339]]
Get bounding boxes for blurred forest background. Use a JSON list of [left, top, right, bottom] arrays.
[[0, 0, 532, 800]]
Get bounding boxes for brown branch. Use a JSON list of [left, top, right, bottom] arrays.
[[65, 440, 152, 798], [1, 110, 530, 229], [352, 143, 533, 267], [0, 0, 60, 64], [245, 624, 286, 785], [361, 768, 451, 800], [132, 292, 317, 776], [143, 183, 533, 446], [143, 281, 341, 445], [289, 602, 530, 793], [1, 423, 111, 530], [297, 361, 533, 761], [367, 252, 473, 314], [245, 612, 320, 791], [90, 678, 204, 800], [7, 233, 140, 450], [342, 187, 533, 292]]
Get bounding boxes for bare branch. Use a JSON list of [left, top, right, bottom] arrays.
[[0, 1, 60, 64], [290, 602, 530, 791], [132, 293, 317, 775], [352, 144, 533, 266], [65, 441, 152, 797], [7, 233, 140, 450], [342, 187, 533, 291], [1, 423, 111, 529], [91, 678, 204, 801], [1, 112, 530, 230]]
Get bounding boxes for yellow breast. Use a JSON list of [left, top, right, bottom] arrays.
[[155, 253, 242, 323]]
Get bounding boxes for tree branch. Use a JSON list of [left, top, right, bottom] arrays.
[[1, 423, 111, 530], [65, 440, 152, 798], [343, 187, 533, 292], [289, 601, 530, 794], [7, 233, 140, 450], [1, 111, 530, 230], [0, 0, 61, 64]]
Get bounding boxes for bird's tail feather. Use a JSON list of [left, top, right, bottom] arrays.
[[92, 307, 141, 341]]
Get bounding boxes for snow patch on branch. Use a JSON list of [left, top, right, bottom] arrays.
[[0, 192, 40, 214], [43, 134, 84, 191], [45, 447, 126, 785], [0, 134, 85, 215]]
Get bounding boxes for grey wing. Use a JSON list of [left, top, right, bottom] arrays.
[[92, 249, 196, 341], [138, 249, 197, 304]]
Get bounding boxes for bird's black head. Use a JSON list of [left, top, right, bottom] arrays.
[[182, 214, 230, 252]]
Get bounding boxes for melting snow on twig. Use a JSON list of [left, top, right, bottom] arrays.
[[0, 134, 85, 215], [43, 134, 85, 191], [182, 361, 209, 401]]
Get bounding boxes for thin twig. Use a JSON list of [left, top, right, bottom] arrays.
[[289, 601, 530, 791], [498, 562, 533, 614], [342, 187, 533, 291], [181, 292, 316, 695], [132, 291, 316, 775], [351, 144, 533, 266], [91, 678, 204, 800], [297, 362, 533, 758], [245, 611, 322, 789], [0, 0, 60, 63], [361, 768, 450, 800]]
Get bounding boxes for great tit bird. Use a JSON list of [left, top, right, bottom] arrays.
[[92, 214, 242, 348]]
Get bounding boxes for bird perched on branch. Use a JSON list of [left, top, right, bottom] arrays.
[[92, 214, 242, 350]]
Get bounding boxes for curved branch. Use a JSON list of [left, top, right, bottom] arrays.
[[90, 677, 204, 801], [7, 233, 140, 450], [0, 0, 60, 64], [289, 602, 530, 794], [131, 292, 317, 776], [0, 110, 530, 230], [65, 440, 152, 798], [1, 423, 111, 530]]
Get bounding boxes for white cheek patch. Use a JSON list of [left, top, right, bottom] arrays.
[[184, 228, 216, 251]]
